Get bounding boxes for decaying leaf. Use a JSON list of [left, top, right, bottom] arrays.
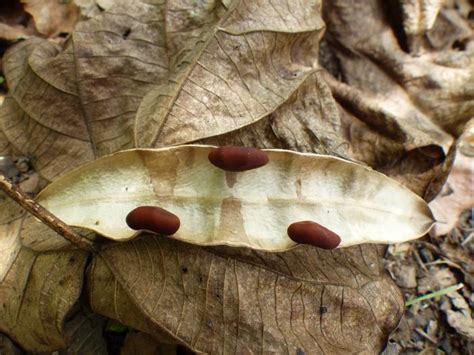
[[440, 291, 474, 339], [88, 236, 405, 354], [320, 0, 473, 197], [0, 0, 170, 181], [22, 0, 79, 37], [0, 247, 88, 352], [35, 145, 434, 250], [121, 332, 177, 355], [0, 191, 89, 352], [399, 0, 445, 52], [322, 0, 473, 137], [0, 0, 35, 40], [0, 0, 326, 182], [134, 0, 324, 147], [61, 311, 108, 354], [0, 199, 23, 281], [429, 151, 474, 236], [0, 333, 23, 354], [199, 71, 349, 158]]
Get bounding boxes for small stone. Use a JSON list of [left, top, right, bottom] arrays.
[[387, 242, 412, 257], [19, 173, 40, 195], [396, 265, 417, 288], [0, 156, 18, 179], [380, 340, 400, 355]]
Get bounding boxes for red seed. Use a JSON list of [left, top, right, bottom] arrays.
[[287, 221, 341, 250], [126, 206, 180, 235], [208, 146, 269, 172]]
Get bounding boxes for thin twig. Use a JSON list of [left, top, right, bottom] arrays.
[[414, 240, 446, 258], [414, 328, 438, 344], [461, 232, 473, 246], [424, 258, 463, 271], [0, 174, 99, 253], [412, 247, 428, 272]]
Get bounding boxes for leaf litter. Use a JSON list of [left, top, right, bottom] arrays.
[[0, 0, 473, 353]]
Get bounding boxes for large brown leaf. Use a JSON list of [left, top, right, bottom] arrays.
[[134, 0, 324, 147], [0, 0, 168, 181], [0, 194, 88, 352], [320, 0, 473, 197], [0, 199, 23, 282], [0, 245, 88, 351], [22, 0, 79, 37], [199, 71, 348, 157], [0, 0, 325, 181], [89, 236, 404, 354]]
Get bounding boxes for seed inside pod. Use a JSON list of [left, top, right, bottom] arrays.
[[208, 146, 269, 172], [287, 221, 341, 250], [126, 206, 180, 235]]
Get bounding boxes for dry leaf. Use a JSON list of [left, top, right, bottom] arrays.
[[429, 151, 474, 236], [417, 267, 458, 294], [87, 258, 181, 346], [427, 4, 473, 52], [0, 199, 23, 282], [393, 264, 417, 289], [22, 0, 79, 37], [62, 312, 108, 354], [322, 0, 473, 137], [0, 246, 88, 352], [458, 118, 474, 156], [0, 192, 89, 352], [34, 145, 434, 250], [0, 333, 23, 354], [199, 71, 349, 157], [0, 0, 326, 182], [88, 237, 405, 354], [73, 0, 115, 19], [121, 332, 177, 355], [441, 291, 474, 338], [320, 0, 473, 197], [0, 0, 35, 40], [0, 0, 170, 181], [399, 0, 445, 52], [134, 0, 323, 147], [0, 22, 32, 40]]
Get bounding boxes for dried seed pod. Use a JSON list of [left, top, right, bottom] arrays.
[[287, 221, 341, 249], [35, 145, 435, 249], [208, 146, 269, 172], [126, 206, 180, 235]]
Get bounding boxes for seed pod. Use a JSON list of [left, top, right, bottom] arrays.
[[287, 221, 341, 250], [126, 206, 180, 235], [208, 146, 269, 172]]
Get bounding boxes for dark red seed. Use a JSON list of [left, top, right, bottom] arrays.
[[287, 221, 341, 250], [126, 206, 180, 235], [208, 146, 269, 172]]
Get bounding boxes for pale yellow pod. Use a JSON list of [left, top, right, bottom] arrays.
[[36, 145, 434, 251]]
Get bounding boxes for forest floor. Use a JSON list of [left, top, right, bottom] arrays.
[[1, 46, 472, 354], [0, 1, 473, 354], [385, 208, 473, 354]]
